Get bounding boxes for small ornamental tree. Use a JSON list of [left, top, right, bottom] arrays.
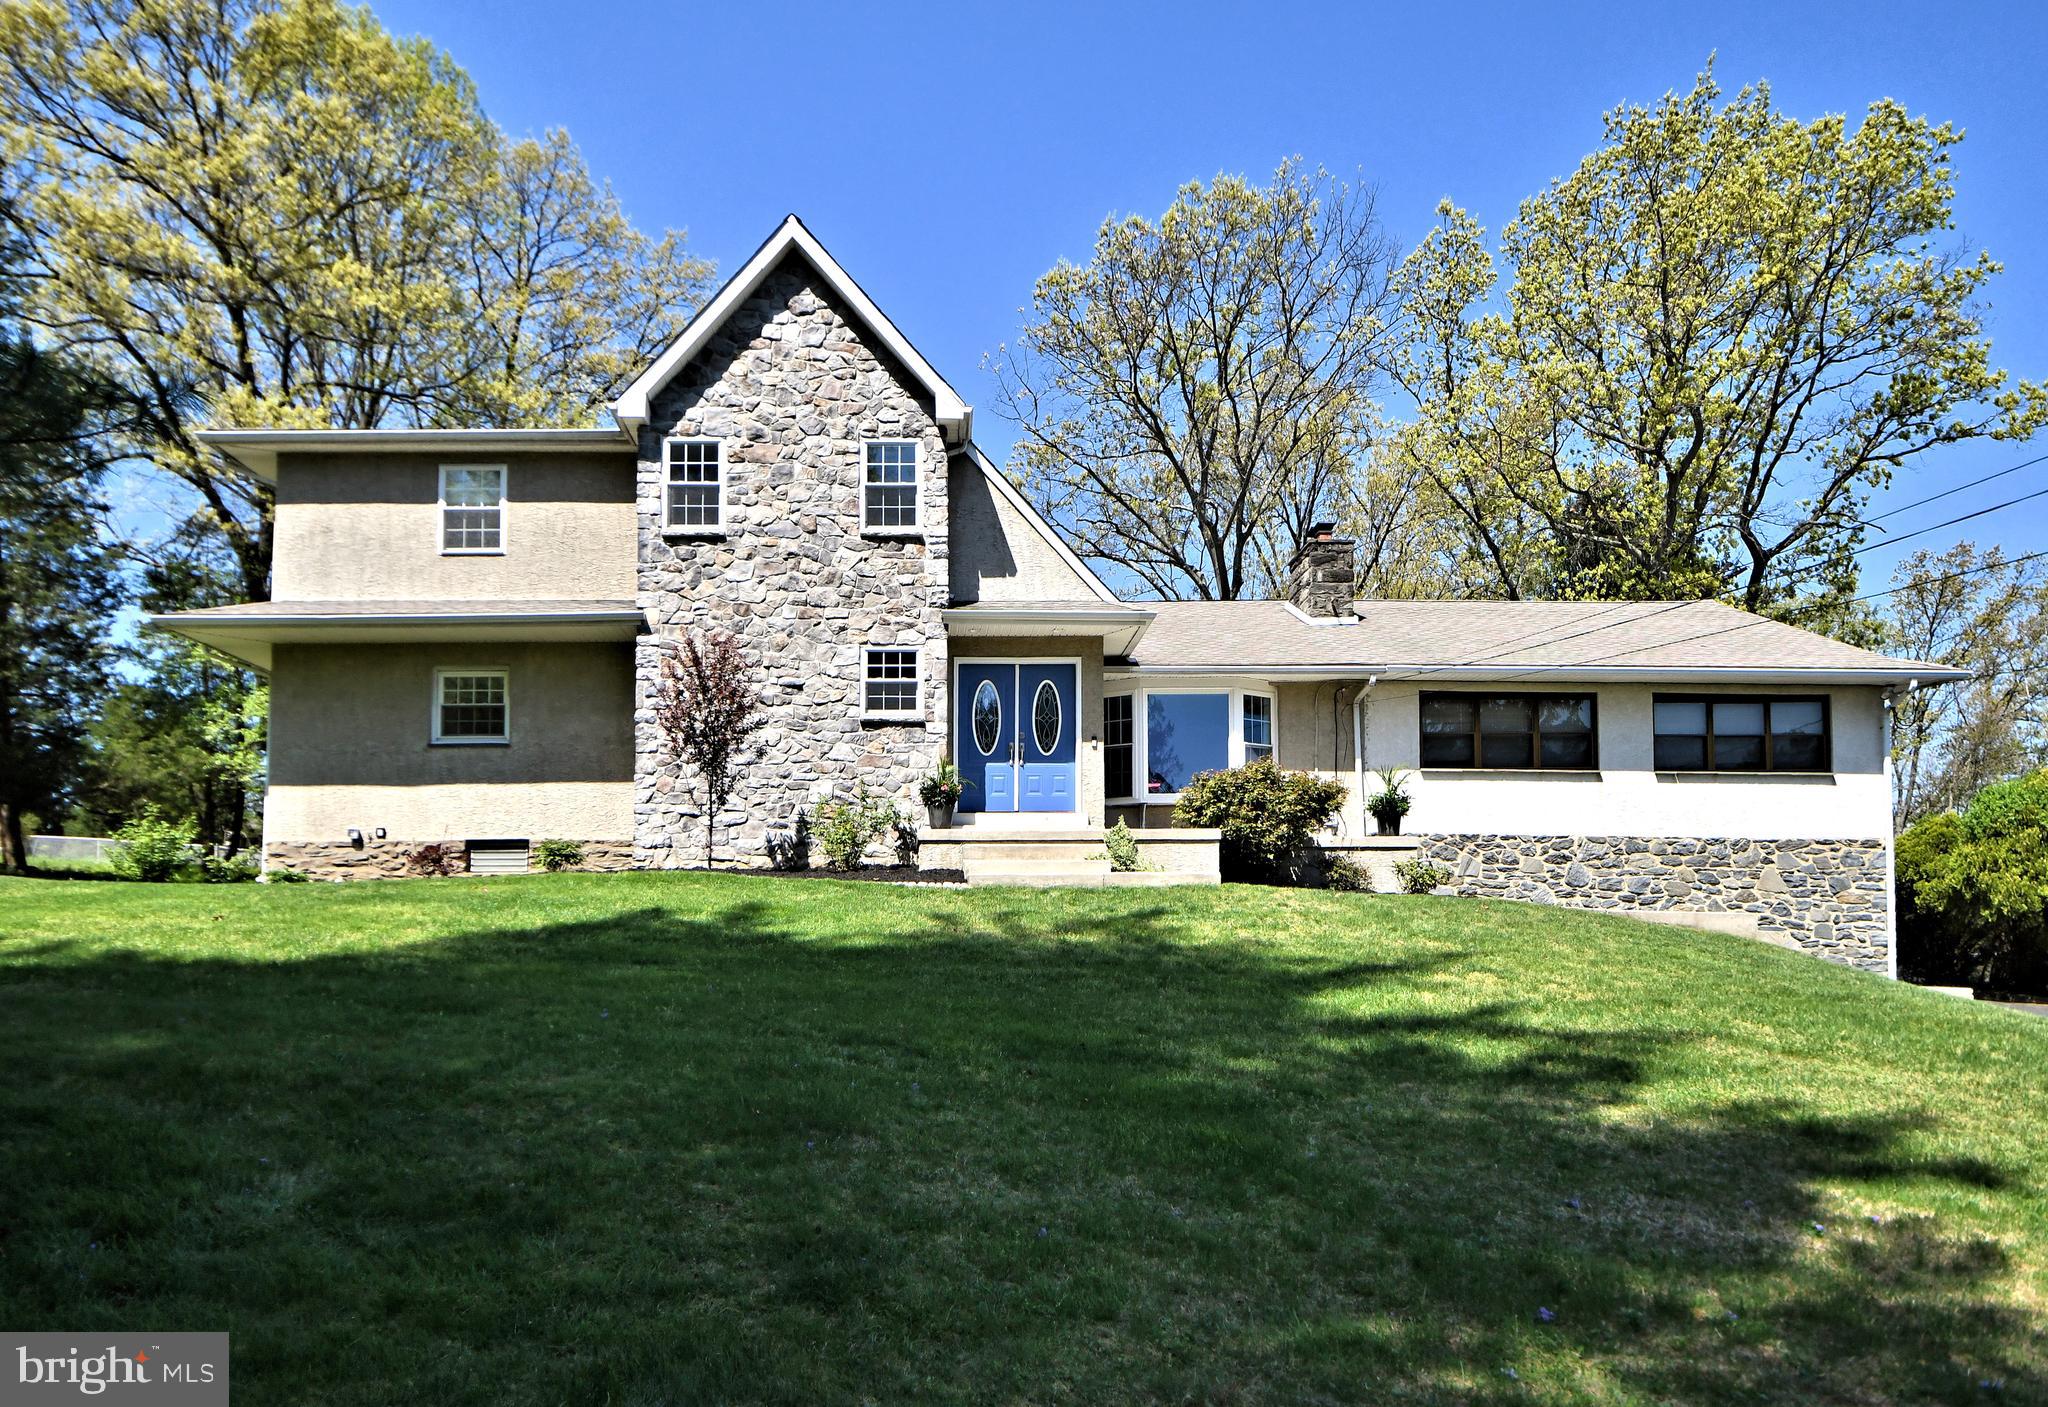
[[652, 630, 764, 867]]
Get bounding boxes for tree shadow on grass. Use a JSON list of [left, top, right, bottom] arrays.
[[0, 889, 2040, 1405]]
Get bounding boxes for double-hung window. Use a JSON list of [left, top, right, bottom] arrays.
[[440, 465, 505, 553], [1420, 692, 1597, 769], [433, 668, 509, 744], [1242, 694, 1274, 765], [863, 648, 920, 716], [665, 438, 723, 531], [1104, 695, 1134, 799], [863, 441, 919, 529], [1653, 696, 1830, 772]]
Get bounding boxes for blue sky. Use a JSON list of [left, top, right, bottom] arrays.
[[368, 0, 2048, 580]]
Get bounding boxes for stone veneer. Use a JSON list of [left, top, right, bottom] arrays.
[[1420, 834, 1890, 971], [265, 840, 636, 880], [634, 259, 949, 868]]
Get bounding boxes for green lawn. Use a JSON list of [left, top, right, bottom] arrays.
[[2, 872, 2045, 1404]]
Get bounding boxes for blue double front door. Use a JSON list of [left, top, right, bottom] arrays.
[[955, 661, 1078, 813]]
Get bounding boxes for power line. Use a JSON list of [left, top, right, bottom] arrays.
[[1851, 485, 2048, 558], [1351, 546, 2046, 704], [1866, 451, 2048, 525]]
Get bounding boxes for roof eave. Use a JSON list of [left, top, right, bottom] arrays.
[[193, 427, 636, 483]]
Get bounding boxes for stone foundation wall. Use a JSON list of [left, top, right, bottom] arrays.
[[634, 259, 949, 869], [1420, 834, 1890, 971], [265, 840, 636, 880]]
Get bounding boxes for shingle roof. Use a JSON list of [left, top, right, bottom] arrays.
[[945, 599, 1150, 615], [1117, 599, 1963, 681]]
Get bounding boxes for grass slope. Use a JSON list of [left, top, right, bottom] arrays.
[[1, 872, 2044, 1404]]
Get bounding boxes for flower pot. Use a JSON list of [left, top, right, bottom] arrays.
[[1373, 812, 1403, 836], [926, 801, 956, 830]]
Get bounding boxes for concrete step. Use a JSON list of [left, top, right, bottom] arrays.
[[965, 868, 1110, 888], [964, 856, 1110, 877]]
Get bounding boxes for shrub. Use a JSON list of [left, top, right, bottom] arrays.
[[892, 818, 920, 868], [267, 867, 310, 884], [199, 852, 261, 883], [767, 810, 812, 871], [1392, 857, 1452, 895], [407, 842, 462, 877], [1322, 853, 1372, 892], [1103, 819, 1146, 872], [1898, 768, 2048, 994], [109, 805, 196, 882], [1170, 759, 1346, 883], [813, 786, 902, 871], [535, 839, 585, 872]]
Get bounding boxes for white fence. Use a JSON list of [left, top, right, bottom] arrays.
[[28, 835, 117, 863]]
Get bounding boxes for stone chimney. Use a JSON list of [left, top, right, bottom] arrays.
[[1285, 521, 1356, 617]]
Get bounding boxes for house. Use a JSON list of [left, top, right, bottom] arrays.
[[153, 215, 1965, 974]]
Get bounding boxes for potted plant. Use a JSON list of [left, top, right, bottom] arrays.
[[1366, 766, 1414, 836], [920, 759, 966, 828]]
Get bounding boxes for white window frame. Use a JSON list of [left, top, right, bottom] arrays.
[[1104, 692, 1137, 803], [663, 437, 726, 534], [861, 438, 921, 533], [1241, 691, 1276, 766], [1124, 683, 1279, 803], [438, 464, 507, 556], [431, 667, 511, 746], [862, 646, 922, 720]]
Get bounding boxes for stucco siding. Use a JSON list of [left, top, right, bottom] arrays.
[[267, 641, 634, 842], [271, 451, 636, 601], [947, 456, 1100, 603], [1337, 682, 1888, 841]]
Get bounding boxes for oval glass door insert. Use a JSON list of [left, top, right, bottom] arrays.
[[1032, 678, 1062, 755], [972, 680, 1002, 755]]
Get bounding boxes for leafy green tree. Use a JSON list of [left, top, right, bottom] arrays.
[[1884, 543, 2048, 826], [1393, 66, 2045, 609], [1897, 768, 2048, 993], [992, 161, 1399, 599], [0, 0, 711, 599], [0, 244, 122, 871], [76, 555, 267, 852]]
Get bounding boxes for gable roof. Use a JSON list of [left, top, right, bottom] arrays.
[[1117, 599, 1968, 686], [613, 214, 972, 443]]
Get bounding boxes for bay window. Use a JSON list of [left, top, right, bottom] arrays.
[[1118, 686, 1277, 801]]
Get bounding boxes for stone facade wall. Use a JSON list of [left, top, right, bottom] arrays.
[[1420, 834, 1890, 971], [634, 258, 949, 869], [265, 840, 636, 880]]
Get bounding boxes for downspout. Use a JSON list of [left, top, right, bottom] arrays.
[[1353, 676, 1376, 837], [1882, 681, 1916, 982]]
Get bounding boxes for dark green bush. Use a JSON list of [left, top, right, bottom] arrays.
[[1392, 857, 1452, 894], [1898, 768, 2048, 995], [1321, 853, 1372, 892], [199, 852, 260, 883], [535, 839, 586, 872], [1170, 759, 1346, 883]]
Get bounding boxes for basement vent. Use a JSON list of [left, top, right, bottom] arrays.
[[466, 839, 531, 875]]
